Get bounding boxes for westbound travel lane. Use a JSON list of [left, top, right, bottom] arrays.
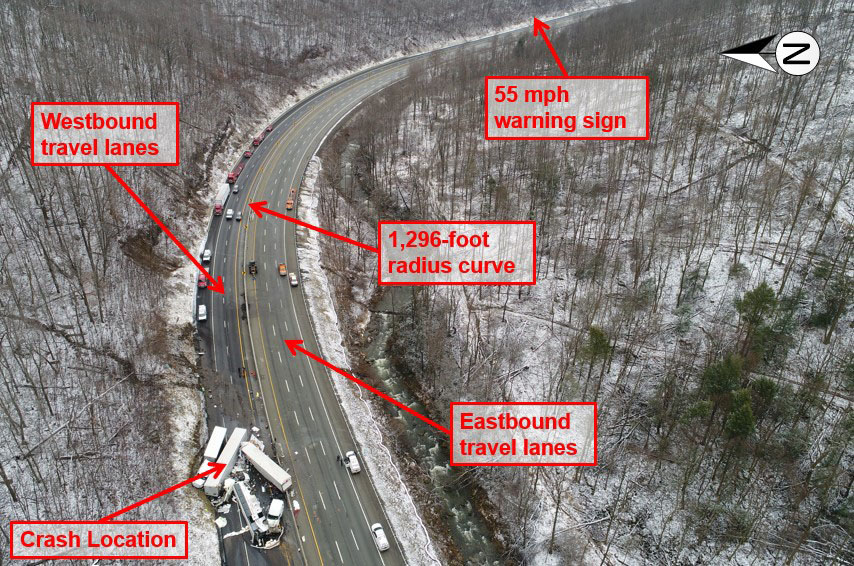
[[198, 10, 600, 566]]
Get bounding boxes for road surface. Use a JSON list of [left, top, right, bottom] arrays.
[[197, 9, 599, 566]]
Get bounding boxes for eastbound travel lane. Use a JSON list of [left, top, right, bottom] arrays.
[[197, 9, 600, 566]]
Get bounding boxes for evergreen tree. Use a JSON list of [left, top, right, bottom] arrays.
[[724, 389, 755, 439]]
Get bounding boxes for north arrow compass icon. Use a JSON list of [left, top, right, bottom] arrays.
[[721, 32, 820, 75], [720, 34, 778, 72]]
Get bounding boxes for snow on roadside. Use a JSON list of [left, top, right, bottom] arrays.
[[168, 383, 220, 564], [296, 156, 442, 566]]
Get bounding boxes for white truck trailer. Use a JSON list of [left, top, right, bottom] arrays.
[[241, 442, 292, 493], [204, 427, 248, 496], [203, 426, 228, 461], [193, 426, 228, 488]]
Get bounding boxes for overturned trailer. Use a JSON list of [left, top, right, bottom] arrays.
[[241, 442, 292, 493]]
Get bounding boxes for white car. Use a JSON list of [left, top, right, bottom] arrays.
[[266, 499, 284, 529], [202, 249, 211, 263], [289, 272, 299, 287], [371, 523, 389, 552], [345, 451, 361, 473], [225, 208, 234, 220], [198, 305, 207, 321]]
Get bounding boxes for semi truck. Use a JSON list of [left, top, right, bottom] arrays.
[[193, 425, 228, 488], [204, 427, 248, 496], [234, 481, 268, 537], [213, 183, 230, 216], [227, 161, 246, 184], [241, 442, 292, 493]]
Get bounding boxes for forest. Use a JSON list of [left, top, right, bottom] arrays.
[[310, 0, 852, 563], [0, 0, 581, 562]]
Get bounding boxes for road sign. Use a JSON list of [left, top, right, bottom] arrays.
[[721, 31, 820, 76]]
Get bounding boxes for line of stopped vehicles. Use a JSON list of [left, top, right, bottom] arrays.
[[196, 425, 389, 552], [196, 124, 298, 321]]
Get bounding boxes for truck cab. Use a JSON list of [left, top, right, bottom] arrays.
[[266, 499, 285, 529]]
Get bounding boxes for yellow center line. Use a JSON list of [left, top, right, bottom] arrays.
[[228, 65, 401, 565]]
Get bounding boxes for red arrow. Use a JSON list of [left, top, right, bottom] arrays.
[[100, 461, 226, 521], [533, 18, 568, 77], [104, 166, 225, 294], [285, 339, 450, 435], [250, 201, 378, 254]]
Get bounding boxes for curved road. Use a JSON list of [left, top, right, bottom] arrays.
[[197, 9, 598, 566]]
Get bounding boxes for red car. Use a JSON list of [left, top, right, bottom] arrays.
[[244, 150, 253, 158], [198, 273, 207, 288], [265, 126, 273, 132]]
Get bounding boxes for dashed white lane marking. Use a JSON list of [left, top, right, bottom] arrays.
[[278, 351, 282, 363], [298, 374, 304, 387], [272, 325, 276, 337], [285, 380, 290, 392], [319, 491, 327, 511], [334, 481, 341, 500], [293, 411, 299, 426], [308, 406, 315, 421], [306, 448, 311, 464], [335, 540, 343, 563], [350, 529, 359, 550], [319, 440, 326, 455]]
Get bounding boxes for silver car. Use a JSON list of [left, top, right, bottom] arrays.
[[345, 451, 361, 474]]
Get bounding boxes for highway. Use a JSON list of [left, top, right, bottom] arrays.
[[196, 9, 598, 566]]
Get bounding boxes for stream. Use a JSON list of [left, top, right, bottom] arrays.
[[362, 287, 507, 565]]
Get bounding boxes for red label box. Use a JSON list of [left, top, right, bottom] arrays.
[[30, 101, 180, 166], [378, 220, 536, 286], [450, 402, 597, 466], [485, 76, 649, 140], [10, 520, 188, 560]]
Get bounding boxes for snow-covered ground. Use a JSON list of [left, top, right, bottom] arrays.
[[297, 0, 854, 562]]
